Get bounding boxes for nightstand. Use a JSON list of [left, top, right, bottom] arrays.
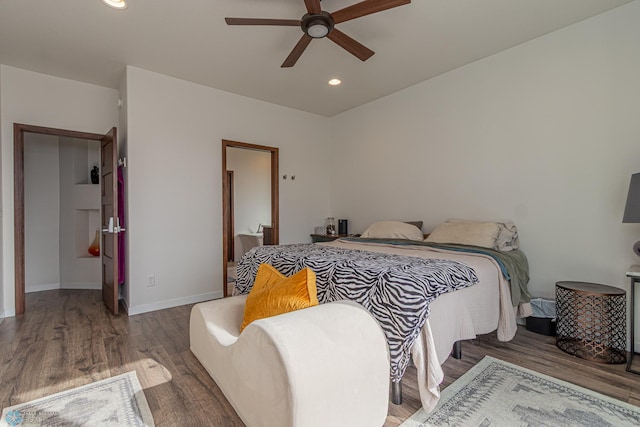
[[310, 234, 347, 243], [555, 281, 626, 364], [626, 265, 640, 374]]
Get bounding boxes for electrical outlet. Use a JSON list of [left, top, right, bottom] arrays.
[[147, 275, 156, 287]]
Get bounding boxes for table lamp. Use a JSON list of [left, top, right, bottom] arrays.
[[623, 172, 640, 257]]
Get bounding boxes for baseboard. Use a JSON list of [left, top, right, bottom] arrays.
[[127, 291, 222, 316], [0, 311, 4, 323], [60, 282, 101, 290], [121, 298, 130, 315], [1, 291, 220, 319], [26, 283, 60, 293], [25, 282, 100, 293]]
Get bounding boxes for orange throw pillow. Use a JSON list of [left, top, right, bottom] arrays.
[[240, 264, 318, 332]]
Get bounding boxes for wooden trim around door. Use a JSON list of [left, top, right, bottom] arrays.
[[13, 123, 106, 315], [226, 170, 234, 262], [222, 139, 279, 297]]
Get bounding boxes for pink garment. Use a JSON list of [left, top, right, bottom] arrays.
[[118, 166, 126, 285]]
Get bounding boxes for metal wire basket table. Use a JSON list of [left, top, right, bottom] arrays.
[[556, 281, 626, 364]]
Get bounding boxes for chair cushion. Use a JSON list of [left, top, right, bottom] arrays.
[[240, 264, 318, 332]]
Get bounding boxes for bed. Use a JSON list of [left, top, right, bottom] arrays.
[[234, 220, 531, 413]]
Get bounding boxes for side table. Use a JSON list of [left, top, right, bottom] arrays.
[[626, 265, 640, 374], [310, 234, 347, 243], [555, 281, 626, 364]]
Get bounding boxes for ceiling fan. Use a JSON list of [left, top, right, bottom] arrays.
[[225, 0, 411, 68]]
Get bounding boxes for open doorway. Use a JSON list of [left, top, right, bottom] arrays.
[[222, 139, 279, 297], [23, 133, 101, 294], [14, 124, 120, 315]]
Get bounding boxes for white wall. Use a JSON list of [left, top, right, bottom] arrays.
[[0, 65, 119, 316], [24, 133, 60, 292], [125, 66, 329, 314], [227, 146, 272, 261], [0, 64, 328, 317], [329, 2, 640, 350]]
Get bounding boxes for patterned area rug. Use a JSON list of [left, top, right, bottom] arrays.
[[1, 372, 154, 427], [401, 356, 640, 427]]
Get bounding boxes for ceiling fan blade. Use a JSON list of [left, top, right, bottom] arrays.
[[304, 0, 322, 14], [225, 18, 301, 26], [330, 0, 411, 24], [281, 34, 313, 68], [327, 29, 374, 62]]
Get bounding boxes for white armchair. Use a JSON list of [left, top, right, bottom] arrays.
[[190, 295, 390, 427]]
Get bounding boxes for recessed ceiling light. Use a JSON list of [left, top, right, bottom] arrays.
[[100, 0, 127, 10], [328, 78, 342, 86]]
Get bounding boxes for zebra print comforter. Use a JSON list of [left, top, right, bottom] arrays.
[[235, 243, 479, 383]]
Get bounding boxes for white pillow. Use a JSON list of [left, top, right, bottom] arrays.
[[360, 221, 424, 241], [425, 222, 501, 249], [446, 218, 519, 251]]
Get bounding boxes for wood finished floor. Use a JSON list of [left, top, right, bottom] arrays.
[[0, 289, 638, 426]]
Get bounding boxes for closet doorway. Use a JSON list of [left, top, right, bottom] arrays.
[[13, 124, 120, 315], [221, 140, 279, 297]]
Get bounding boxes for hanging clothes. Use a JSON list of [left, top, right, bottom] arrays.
[[118, 165, 126, 285]]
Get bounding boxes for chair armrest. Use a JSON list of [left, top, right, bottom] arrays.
[[191, 295, 246, 346]]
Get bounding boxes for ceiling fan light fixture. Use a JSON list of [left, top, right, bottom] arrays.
[[301, 12, 334, 39], [307, 21, 329, 38], [226, 0, 412, 68], [100, 0, 127, 10]]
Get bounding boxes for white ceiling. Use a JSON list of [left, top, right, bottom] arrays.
[[0, 0, 633, 117]]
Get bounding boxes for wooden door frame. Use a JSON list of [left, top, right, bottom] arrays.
[[226, 170, 235, 262], [13, 123, 106, 315], [222, 139, 279, 297]]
